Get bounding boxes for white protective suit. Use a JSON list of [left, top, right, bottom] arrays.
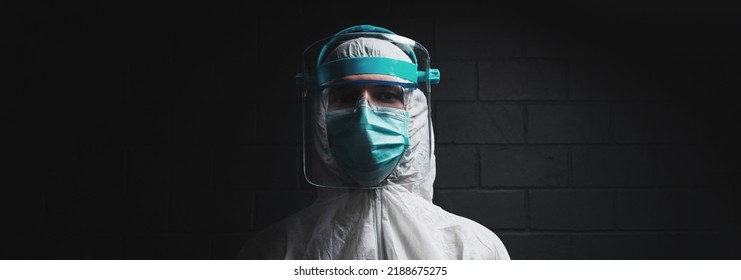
[[237, 36, 510, 260]]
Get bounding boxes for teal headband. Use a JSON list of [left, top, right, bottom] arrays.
[[316, 57, 418, 85], [296, 24, 440, 86]]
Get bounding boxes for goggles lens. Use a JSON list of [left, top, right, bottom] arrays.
[[323, 80, 415, 111]]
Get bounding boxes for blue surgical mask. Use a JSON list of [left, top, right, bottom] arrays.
[[325, 99, 409, 187]]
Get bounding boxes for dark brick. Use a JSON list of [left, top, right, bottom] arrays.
[[436, 190, 527, 229], [433, 61, 476, 101], [123, 105, 172, 146], [569, 60, 660, 100], [173, 62, 214, 103], [614, 190, 662, 231], [436, 103, 524, 144], [434, 146, 478, 188], [257, 102, 301, 145], [523, 21, 607, 58], [254, 191, 317, 229], [123, 191, 170, 234], [64, 191, 169, 234], [571, 147, 654, 187], [656, 146, 711, 187], [527, 103, 610, 143], [173, 23, 249, 63], [247, 58, 300, 105], [497, 233, 570, 260], [19, 23, 128, 104], [646, 59, 700, 101], [304, 0, 482, 17], [79, 104, 170, 146], [74, 146, 125, 191], [658, 233, 739, 259], [249, 19, 305, 104], [212, 234, 253, 260], [87, 235, 123, 259], [127, 148, 211, 189], [665, 189, 732, 230], [131, 60, 212, 104], [436, 17, 521, 59], [481, 147, 568, 187], [168, 235, 212, 259], [170, 191, 252, 233], [33, 234, 88, 259], [479, 60, 567, 100], [207, 23, 258, 64], [124, 25, 175, 64], [41, 191, 72, 234], [248, 2, 301, 17], [172, 103, 257, 146], [530, 190, 614, 230], [4, 234, 37, 259], [127, 148, 168, 188], [10, 190, 45, 235], [572, 234, 660, 260], [616, 190, 730, 231], [122, 235, 168, 259], [72, 61, 128, 104], [129, 63, 178, 103], [613, 102, 697, 143], [214, 60, 261, 104], [213, 147, 299, 190]]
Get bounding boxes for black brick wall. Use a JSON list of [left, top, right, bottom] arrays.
[[8, 1, 741, 259]]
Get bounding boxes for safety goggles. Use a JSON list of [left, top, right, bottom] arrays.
[[321, 79, 416, 111]]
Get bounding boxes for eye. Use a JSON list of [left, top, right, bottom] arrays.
[[339, 93, 357, 104], [370, 85, 404, 105], [378, 91, 402, 102], [328, 86, 361, 108]]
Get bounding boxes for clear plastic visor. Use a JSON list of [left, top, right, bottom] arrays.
[[323, 77, 416, 112], [298, 32, 435, 189]]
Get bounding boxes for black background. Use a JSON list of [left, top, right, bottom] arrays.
[[6, 0, 741, 259]]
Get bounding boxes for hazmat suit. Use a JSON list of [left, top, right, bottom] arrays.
[[237, 25, 510, 260]]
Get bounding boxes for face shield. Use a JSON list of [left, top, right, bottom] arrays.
[[296, 25, 440, 189]]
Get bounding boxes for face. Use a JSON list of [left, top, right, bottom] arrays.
[[326, 74, 406, 112]]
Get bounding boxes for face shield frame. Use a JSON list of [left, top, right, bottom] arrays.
[[296, 26, 440, 189]]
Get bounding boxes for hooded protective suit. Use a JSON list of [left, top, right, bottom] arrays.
[[237, 28, 510, 260]]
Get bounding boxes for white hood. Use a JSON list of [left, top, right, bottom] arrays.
[[237, 37, 509, 260]]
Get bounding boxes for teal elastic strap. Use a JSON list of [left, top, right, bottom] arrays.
[[317, 57, 418, 85]]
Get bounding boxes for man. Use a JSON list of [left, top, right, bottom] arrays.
[[238, 25, 509, 260]]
